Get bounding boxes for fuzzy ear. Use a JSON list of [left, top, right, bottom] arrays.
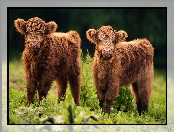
[[46, 21, 58, 34], [86, 29, 97, 44], [116, 30, 128, 42], [14, 18, 26, 35]]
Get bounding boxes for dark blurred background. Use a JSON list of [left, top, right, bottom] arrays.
[[8, 7, 166, 69]]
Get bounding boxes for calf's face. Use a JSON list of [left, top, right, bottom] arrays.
[[14, 17, 57, 50], [25, 32, 45, 49], [97, 27, 116, 59], [25, 20, 46, 49], [86, 25, 128, 60]]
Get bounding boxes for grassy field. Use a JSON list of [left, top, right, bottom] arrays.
[[7, 51, 167, 126]]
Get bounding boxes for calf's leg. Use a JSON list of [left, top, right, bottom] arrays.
[[130, 83, 143, 115], [104, 83, 120, 114], [25, 80, 37, 105], [55, 76, 68, 103], [37, 75, 52, 104], [68, 73, 81, 106]]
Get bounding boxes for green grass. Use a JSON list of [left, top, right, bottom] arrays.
[[8, 51, 166, 125]]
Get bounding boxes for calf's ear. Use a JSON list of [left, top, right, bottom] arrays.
[[86, 29, 97, 45], [46, 21, 58, 34], [14, 18, 26, 35], [116, 30, 128, 42]]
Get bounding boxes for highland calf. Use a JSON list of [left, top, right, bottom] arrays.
[[14, 17, 81, 106], [86, 25, 154, 115]]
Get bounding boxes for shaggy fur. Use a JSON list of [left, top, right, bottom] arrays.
[[14, 17, 81, 106], [86, 25, 154, 115]]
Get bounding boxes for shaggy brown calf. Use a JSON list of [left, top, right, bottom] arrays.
[[14, 17, 81, 106], [86, 25, 154, 115]]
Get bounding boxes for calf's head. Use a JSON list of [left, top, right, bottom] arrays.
[[14, 17, 57, 50], [86, 25, 128, 60]]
